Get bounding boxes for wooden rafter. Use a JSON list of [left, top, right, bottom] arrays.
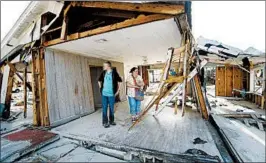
[[91, 10, 138, 19], [71, 1, 185, 15], [44, 14, 172, 47]]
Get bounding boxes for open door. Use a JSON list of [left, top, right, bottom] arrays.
[[90, 66, 102, 108]]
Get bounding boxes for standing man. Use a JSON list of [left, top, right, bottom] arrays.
[[98, 61, 122, 128]]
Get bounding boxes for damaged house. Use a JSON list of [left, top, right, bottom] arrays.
[[0, 1, 265, 162]]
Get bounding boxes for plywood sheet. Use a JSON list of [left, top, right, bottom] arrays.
[[225, 66, 233, 97], [216, 66, 225, 96]]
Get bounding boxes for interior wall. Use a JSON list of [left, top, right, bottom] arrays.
[[45, 48, 126, 126], [45, 49, 94, 126]]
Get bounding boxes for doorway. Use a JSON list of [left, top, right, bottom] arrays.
[[90, 66, 102, 109]]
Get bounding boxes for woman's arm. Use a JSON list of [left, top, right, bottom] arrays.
[[126, 82, 140, 89]]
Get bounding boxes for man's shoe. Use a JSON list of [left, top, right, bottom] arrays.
[[110, 121, 116, 126], [103, 123, 110, 128]]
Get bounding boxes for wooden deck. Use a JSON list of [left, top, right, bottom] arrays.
[[53, 100, 223, 161]]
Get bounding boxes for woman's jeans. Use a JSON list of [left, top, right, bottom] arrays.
[[128, 97, 141, 116], [102, 95, 115, 124]]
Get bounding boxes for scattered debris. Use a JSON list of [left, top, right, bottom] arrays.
[[193, 137, 207, 144], [236, 109, 244, 112]]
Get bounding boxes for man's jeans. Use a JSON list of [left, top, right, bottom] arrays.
[[102, 95, 115, 124]]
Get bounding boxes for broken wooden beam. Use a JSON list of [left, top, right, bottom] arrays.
[[14, 73, 32, 92], [72, 1, 185, 15], [155, 59, 208, 116], [194, 74, 209, 120]]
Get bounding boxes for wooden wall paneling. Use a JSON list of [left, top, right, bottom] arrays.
[[80, 57, 90, 114], [233, 66, 242, 96], [62, 51, 71, 118], [72, 55, 81, 116], [215, 66, 225, 96], [55, 51, 67, 120], [85, 61, 95, 110], [66, 53, 76, 117], [45, 50, 58, 124], [225, 66, 233, 97]]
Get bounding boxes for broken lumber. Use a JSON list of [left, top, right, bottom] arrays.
[[155, 59, 208, 116], [72, 1, 185, 15]]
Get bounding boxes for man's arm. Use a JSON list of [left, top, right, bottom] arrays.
[[115, 82, 122, 96], [98, 81, 102, 89], [115, 72, 123, 96], [98, 71, 104, 89]]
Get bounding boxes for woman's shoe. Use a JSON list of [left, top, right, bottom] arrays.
[[132, 116, 136, 122]]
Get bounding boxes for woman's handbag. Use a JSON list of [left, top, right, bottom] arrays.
[[132, 75, 144, 101]]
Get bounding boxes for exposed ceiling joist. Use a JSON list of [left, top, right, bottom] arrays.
[[44, 14, 173, 47], [71, 1, 185, 15], [92, 10, 138, 19]]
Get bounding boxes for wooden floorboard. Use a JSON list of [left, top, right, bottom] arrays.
[[53, 100, 222, 159], [212, 114, 265, 162]]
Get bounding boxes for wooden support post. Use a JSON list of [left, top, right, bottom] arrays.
[[23, 67, 27, 118], [31, 51, 40, 126], [181, 42, 188, 117], [38, 48, 49, 126], [194, 74, 208, 120]]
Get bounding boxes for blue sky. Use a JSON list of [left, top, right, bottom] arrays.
[[1, 1, 265, 51]]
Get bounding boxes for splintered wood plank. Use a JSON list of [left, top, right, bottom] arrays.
[[154, 59, 208, 116], [72, 1, 185, 15], [215, 66, 225, 96], [44, 14, 173, 47], [194, 75, 208, 120]]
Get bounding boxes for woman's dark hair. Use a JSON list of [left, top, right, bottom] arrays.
[[130, 67, 138, 73]]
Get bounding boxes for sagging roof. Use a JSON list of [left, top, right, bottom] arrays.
[[196, 36, 265, 65]]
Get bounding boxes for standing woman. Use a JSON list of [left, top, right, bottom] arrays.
[[126, 67, 144, 122]]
